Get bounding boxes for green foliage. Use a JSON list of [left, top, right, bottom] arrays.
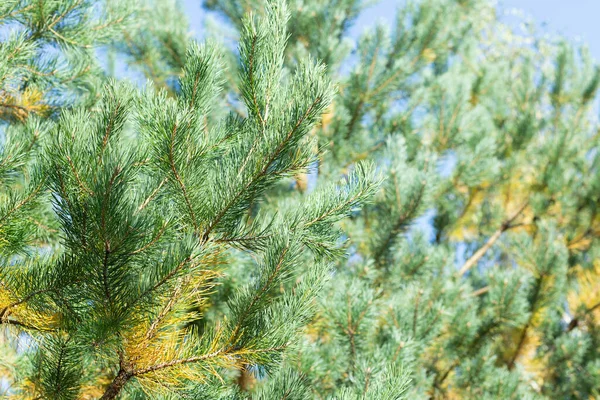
[[0, 0, 136, 121], [2, 0, 600, 398], [0, 1, 377, 398], [205, 0, 600, 398]]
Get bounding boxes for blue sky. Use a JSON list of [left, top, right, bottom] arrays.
[[501, 0, 600, 57], [184, 0, 600, 59]]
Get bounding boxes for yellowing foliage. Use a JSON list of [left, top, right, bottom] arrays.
[[568, 261, 600, 316], [0, 88, 50, 122]]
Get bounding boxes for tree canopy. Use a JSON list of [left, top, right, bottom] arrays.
[[1, 0, 600, 399]]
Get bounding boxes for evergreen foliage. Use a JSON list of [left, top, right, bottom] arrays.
[[205, 0, 600, 398], [0, 0, 135, 121], [1, 2, 377, 398], [1, 0, 600, 399]]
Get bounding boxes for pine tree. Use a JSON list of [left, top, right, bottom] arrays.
[[0, 0, 138, 121], [1, 2, 377, 398], [205, 0, 600, 398], [3, 0, 600, 399]]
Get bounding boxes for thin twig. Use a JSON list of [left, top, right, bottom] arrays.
[[456, 201, 528, 277]]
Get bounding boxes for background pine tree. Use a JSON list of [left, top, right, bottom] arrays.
[[2, 0, 600, 399], [205, 0, 600, 398]]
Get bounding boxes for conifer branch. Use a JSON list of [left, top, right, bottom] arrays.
[[345, 45, 379, 139], [246, 34, 266, 127], [136, 178, 167, 213], [456, 201, 528, 277], [100, 368, 133, 400], [131, 221, 168, 254], [142, 256, 193, 298], [99, 166, 121, 308], [132, 345, 288, 376], [49, 27, 92, 48], [66, 155, 93, 195], [1, 318, 54, 332], [0, 4, 34, 20], [144, 279, 183, 343], [567, 301, 600, 332], [373, 180, 427, 265], [168, 122, 200, 234], [202, 97, 322, 243], [0, 179, 45, 226], [471, 286, 489, 296], [228, 245, 289, 342], [101, 102, 122, 154], [47, 0, 84, 31], [0, 287, 52, 319], [508, 274, 543, 369]]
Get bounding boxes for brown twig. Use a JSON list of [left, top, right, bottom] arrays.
[[456, 201, 528, 277]]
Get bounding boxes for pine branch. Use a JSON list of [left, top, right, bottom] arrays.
[[136, 178, 167, 213], [373, 179, 427, 265], [0, 287, 52, 319], [99, 368, 133, 400], [99, 166, 122, 308], [456, 201, 528, 277], [144, 279, 184, 343], [168, 122, 200, 234], [0, 178, 45, 227], [228, 245, 289, 343], [135, 345, 288, 376], [101, 100, 122, 154], [567, 300, 600, 332], [246, 34, 266, 127], [508, 274, 543, 369], [46, 0, 84, 31], [201, 96, 322, 243], [345, 43, 379, 139], [1, 318, 55, 332]]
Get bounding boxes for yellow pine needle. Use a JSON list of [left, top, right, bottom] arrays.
[[0, 87, 50, 122], [567, 262, 600, 315]]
